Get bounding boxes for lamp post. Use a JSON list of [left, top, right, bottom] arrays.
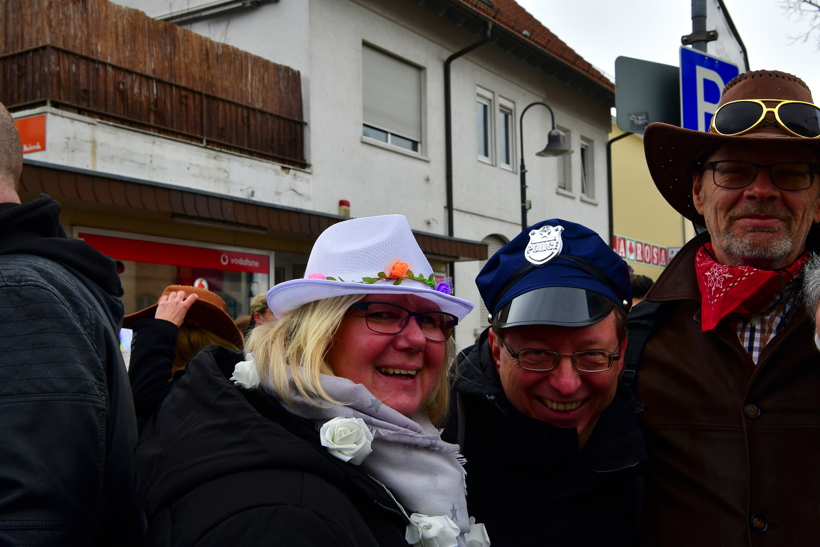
[[519, 102, 573, 230]]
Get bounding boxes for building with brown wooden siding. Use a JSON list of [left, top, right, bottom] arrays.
[[1, 0, 613, 340]]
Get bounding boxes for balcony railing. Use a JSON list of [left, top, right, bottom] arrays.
[[1, 45, 306, 168]]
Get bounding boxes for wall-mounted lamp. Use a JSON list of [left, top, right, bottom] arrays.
[[519, 101, 573, 230]]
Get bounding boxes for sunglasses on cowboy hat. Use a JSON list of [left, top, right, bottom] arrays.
[[710, 99, 820, 138]]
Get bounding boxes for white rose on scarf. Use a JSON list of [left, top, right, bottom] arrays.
[[405, 514, 460, 547], [319, 417, 374, 465], [230, 356, 260, 389]]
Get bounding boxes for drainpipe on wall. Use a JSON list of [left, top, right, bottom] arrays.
[[444, 24, 491, 238], [606, 131, 632, 245]]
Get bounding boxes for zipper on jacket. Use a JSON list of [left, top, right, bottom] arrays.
[[485, 393, 509, 416]]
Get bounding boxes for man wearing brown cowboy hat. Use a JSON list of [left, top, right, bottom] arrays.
[[634, 70, 820, 545]]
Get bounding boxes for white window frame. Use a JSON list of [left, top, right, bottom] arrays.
[[556, 125, 572, 193], [362, 44, 423, 155], [476, 87, 494, 164], [498, 97, 515, 171], [580, 137, 594, 199]]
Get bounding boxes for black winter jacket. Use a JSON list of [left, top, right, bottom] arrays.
[[0, 195, 145, 546], [444, 328, 646, 547], [135, 345, 411, 547]]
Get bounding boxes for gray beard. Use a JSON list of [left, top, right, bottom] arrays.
[[720, 227, 793, 264]]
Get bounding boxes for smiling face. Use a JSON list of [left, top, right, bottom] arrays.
[[489, 311, 624, 449], [325, 293, 447, 417], [693, 141, 820, 269]]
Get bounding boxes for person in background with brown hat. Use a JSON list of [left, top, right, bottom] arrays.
[[126, 285, 244, 431], [635, 70, 820, 544]]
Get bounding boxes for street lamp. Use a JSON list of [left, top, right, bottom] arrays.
[[519, 101, 573, 230]]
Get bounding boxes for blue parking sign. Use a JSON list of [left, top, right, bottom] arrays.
[[680, 47, 739, 132]]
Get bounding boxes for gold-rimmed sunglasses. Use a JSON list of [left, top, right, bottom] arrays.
[[710, 99, 820, 138]]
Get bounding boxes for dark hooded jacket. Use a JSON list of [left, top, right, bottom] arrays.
[[0, 195, 144, 546], [134, 344, 411, 547], [444, 328, 646, 547]]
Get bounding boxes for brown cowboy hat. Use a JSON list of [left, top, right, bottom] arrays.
[[644, 69, 820, 226], [123, 285, 244, 348]]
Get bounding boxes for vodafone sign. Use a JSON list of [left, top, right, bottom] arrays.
[[79, 233, 269, 274]]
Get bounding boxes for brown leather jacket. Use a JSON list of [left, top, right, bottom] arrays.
[[636, 235, 820, 546]]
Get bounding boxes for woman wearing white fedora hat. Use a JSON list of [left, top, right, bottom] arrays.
[[133, 215, 490, 547]]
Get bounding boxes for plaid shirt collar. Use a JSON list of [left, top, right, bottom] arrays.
[[729, 276, 802, 364]]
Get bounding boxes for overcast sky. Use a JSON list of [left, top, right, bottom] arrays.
[[517, 0, 820, 99]]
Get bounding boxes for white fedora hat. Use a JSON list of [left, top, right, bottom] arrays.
[[267, 215, 474, 320]]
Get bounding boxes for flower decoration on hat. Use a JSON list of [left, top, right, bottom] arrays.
[[313, 259, 452, 294]]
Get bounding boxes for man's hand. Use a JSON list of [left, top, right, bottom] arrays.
[[155, 290, 198, 327]]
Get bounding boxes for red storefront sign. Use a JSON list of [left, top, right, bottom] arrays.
[[612, 235, 670, 268], [79, 233, 269, 274], [15, 115, 46, 154]]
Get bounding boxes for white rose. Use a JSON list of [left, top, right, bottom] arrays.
[[319, 417, 374, 465], [405, 514, 460, 547], [464, 517, 491, 547], [230, 356, 260, 389]]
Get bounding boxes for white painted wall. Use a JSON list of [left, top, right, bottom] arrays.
[[102, 0, 613, 340], [17, 107, 311, 210]]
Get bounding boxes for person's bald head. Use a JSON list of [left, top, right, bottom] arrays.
[[0, 103, 22, 203]]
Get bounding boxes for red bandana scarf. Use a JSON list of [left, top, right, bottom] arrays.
[[694, 243, 807, 332]]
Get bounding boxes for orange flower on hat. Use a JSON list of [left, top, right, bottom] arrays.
[[389, 261, 409, 278]]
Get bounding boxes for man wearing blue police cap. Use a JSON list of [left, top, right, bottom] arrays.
[[443, 219, 646, 546]]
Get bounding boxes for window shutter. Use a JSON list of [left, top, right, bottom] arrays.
[[362, 45, 422, 142]]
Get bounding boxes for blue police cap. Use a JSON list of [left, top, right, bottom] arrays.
[[476, 219, 632, 328]]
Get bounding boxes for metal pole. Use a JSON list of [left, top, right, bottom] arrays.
[[444, 26, 490, 237], [606, 131, 632, 245], [691, 0, 708, 52]]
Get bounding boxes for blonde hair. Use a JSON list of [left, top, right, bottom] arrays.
[[245, 294, 454, 425], [174, 323, 240, 373]]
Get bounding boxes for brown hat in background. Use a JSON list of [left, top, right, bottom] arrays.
[[123, 285, 244, 348], [643, 70, 820, 226], [234, 315, 251, 333]]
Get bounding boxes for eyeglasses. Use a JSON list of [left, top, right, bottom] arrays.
[[702, 161, 820, 191], [348, 302, 457, 342], [498, 337, 619, 373], [710, 99, 820, 138]]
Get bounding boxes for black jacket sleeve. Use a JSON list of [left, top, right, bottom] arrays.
[[0, 270, 137, 545], [128, 318, 179, 422]]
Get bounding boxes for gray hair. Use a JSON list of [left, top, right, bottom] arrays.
[[802, 254, 820, 351], [804, 254, 820, 324]]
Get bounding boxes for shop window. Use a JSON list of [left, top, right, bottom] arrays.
[[362, 44, 422, 153]]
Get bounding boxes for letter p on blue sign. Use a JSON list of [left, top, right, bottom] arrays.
[[679, 47, 739, 132]]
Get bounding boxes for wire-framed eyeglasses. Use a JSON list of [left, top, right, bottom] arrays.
[[348, 302, 457, 342], [498, 337, 620, 373], [702, 161, 820, 191]]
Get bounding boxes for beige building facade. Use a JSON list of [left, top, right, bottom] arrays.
[[609, 122, 696, 282]]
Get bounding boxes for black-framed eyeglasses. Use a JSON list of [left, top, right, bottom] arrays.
[[702, 161, 820, 191], [498, 337, 620, 373], [348, 302, 457, 342]]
